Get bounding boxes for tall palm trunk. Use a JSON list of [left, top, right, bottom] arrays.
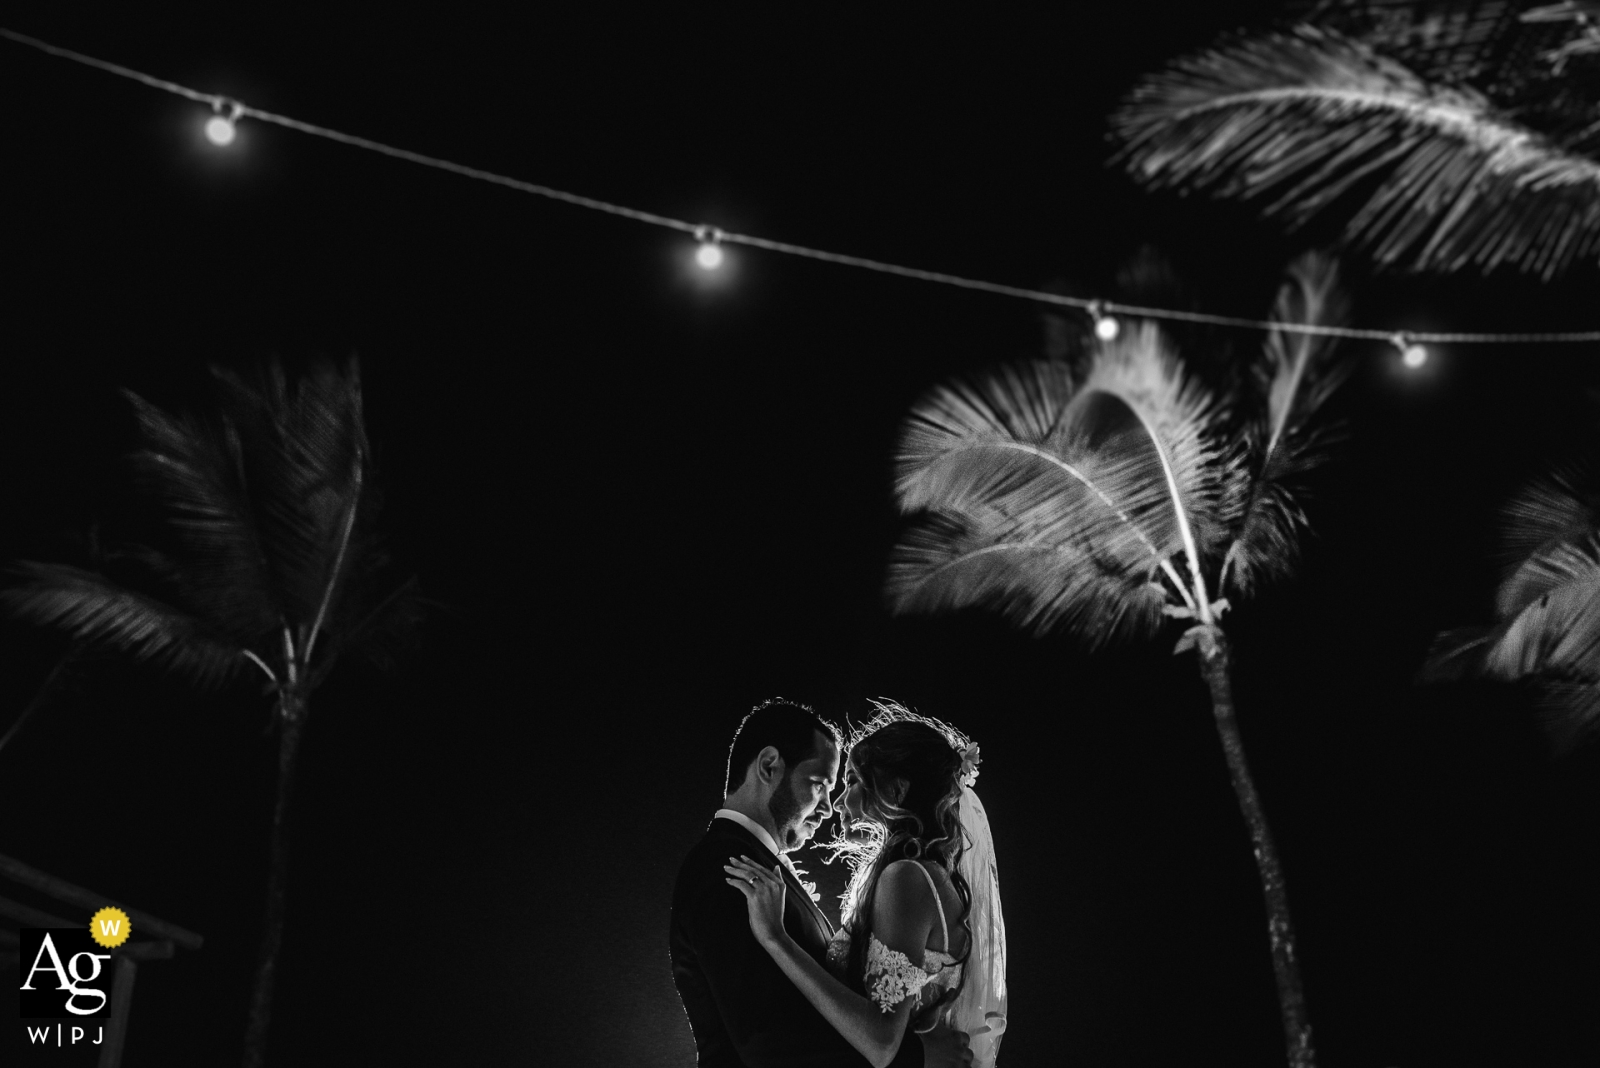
[[241, 691, 307, 1068], [1194, 627, 1314, 1068], [0, 652, 75, 760]]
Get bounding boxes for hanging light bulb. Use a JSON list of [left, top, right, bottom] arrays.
[[204, 114, 235, 145], [205, 98, 243, 146], [1088, 300, 1120, 341], [1392, 332, 1428, 369], [694, 225, 725, 270]]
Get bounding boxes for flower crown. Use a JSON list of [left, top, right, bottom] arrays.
[[957, 742, 981, 789]]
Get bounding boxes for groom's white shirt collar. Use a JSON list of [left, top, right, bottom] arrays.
[[713, 807, 790, 867]]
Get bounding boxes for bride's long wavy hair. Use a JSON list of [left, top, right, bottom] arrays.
[[824, 701, 973, 989]]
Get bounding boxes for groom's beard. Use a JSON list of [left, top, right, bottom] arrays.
[[767, 774, 806, 850]]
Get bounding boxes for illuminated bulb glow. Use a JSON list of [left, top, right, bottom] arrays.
[[693, 225, 726, 271], [204, 115, 237, 146], [695, 241, 724, 270], [1392, 333, 1428, 369], [206, 98, 243, 147], [1088, 301, 1120, 341]]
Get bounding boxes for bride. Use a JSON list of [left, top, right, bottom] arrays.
[[725, 703, 1007, 1068]]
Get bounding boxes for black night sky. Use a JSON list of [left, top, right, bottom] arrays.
[[2, 4, 1598, 1066]]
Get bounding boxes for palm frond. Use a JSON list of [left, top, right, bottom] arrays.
[[1261, 253, 1350, 454], [1221, 253, 1351, 597], [1424, 613, 1600, 753], [1510, 550, 1600, 674], [1499, 466, 1600, 572], [308, 576, 426, 686], [1220, 477, 1315, 597], [1, 562, 247, 689], [1496, 529, 1600, 616], [1292, 3, 1523, 86], [1424, 534, 1600, 680], [1426, 460, 1600, 752], [1420, 624, 1501, 682], [209, 361, 369, 630], [889, 322, 1239, 640], [126, 360, 372, 644], [125, 392, 283, 641], [895, 360, 1082, 498], [1077, 322, 1238, 570], [897, 325, 1233, 572], [1295, 2, 1592, 114], [886, 512, 1168, 645], [1114, 25, 1600, 277], [896, 359, 1179, 573]]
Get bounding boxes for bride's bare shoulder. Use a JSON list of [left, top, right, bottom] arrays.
[[875, 860, 967, 952], [879, 858, 935, 884], [870, 860, 940, 923]]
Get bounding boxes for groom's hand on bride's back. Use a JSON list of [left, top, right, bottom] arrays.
[[919, 1024, 973, 1068]]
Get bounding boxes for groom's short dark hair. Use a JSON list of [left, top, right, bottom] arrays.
[[724, 698, 840, 795]]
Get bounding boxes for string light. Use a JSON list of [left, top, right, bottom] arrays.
[[204, 98, 242, 146], [694, 225, 725, 270], [6, 26, 1600, 353], [1392, 332, 1429, 369], [1088, 300, 1121, 341]]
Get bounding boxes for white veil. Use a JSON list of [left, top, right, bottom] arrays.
[[945, 784, 1006, 1066]]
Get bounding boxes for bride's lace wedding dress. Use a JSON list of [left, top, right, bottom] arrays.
[[825, 861, 965, 1030]]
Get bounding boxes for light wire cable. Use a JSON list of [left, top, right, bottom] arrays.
[[6, 26, 1600, 347]]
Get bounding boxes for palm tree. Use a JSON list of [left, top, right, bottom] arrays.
[[2, 359, 420, 1068], [1423, 459, 1600, 753], [1112, 2, 1600, 279], [887, 254, 1350, 1068]]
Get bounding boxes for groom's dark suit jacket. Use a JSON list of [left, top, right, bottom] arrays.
[[670, 818, 925, 1068]]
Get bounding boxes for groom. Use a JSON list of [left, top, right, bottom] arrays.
[[670, 698, 971, 1068]]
